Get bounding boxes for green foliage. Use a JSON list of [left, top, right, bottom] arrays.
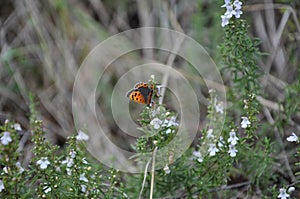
[[0, 109, 126, 198], [220, 19, 262, 95], [0, 121, 25, 198], [135, 105, 178, 153], [0, 0, 299, 198]]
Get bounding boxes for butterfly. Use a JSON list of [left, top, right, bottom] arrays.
[[126, 82, 155, 105]]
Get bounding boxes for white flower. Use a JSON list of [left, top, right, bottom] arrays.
[[79, 173, 89, 182], [228, 130, 239, 145], [221, 15, 230, 27], [224, 5, 234, 18], [0, 180, 4, 192], [3, 167, 8, 174], [70, 150, 76, 159], [13, 123, 22, 131], [162, 119, 168, 127], [278, 188, 289, 199], [209, 89, 215, 94], [287, 186, 295, 193], [61, 157, 74, 168], [167, 116, 178, 127], [150, 118, 162, 130], [228, 144, 238, 157], [163, 164, 170, 174], [66, 168, 72, 175], [162, 116, 178, 128], [37, 157, 50, 170], [44, 186, 52, 194], [286, 132, 298, 142], [221, 0, 243, 27], [233, 9, 243, 18], [76, 130, 89, 141], [1, 131, 12, 145], [222, 0, 231, 7], [215, 102, 224, 114], [151, 107, 160, 117], [218, 136, 224, 148], [192, 151, 203, 163], [208, 144, 219, 156], [82, 158, 88, 164], [241, 117, 251, 128], [55, 167, 61, 172], [233, 0, 242, 9], [166, 128, 174, 134], [16, 162, 24, 173], [81, 184, 87, 193], [206, 129, 215, 139]]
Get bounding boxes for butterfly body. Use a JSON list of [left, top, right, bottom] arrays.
[[127, 82, 154, 105]]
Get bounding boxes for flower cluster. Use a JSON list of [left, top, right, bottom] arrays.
[[80, 163, 91, 185], [206, 129, 220, 157], [193, 93, 225, 161], [135, 105, 179, 152], [34, 130, 92, 195], [209, 90, 225, 116], [192, 150, 203, 163], [135, 104, 179, 175], [227, 130, 238, 157], [193, 128, 240, 162], [61, 149, 77, 175], [192, 129, 221, 161], [221, 0, 243, 27], [0, 114, 127, 198], [215, 101, 224, 114], [278, 187, 296, 199], [280, 133, 298, 198], [0, 122, 22, 146], [192, 92, 250, 162], [150, 108, 179, 134], [0, 121, 25, 194]]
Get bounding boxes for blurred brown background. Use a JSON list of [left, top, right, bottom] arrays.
[[0, 0, 299, 146]]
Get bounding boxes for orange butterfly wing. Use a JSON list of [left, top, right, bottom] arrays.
[[127, 89, 147, 104], [127, 82, 153, 105], [134, 82, 149, 89]]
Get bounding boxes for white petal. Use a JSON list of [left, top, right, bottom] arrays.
[[0, 180, 5, 192], [76, 130, 89, 141], [163, 165, 171, 174], [44, 187, 52, 193], [287, 186, 295, 193], [81, 184, 87, 192], [287, 132, 298, 142], [14, 123, 22, 131]]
